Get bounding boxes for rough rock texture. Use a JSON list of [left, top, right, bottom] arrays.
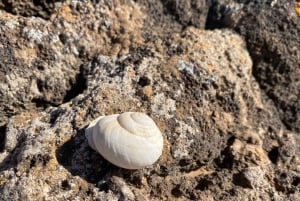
[[0, 0, 61, 19], [206, 0, 300, 133], [0, 0, 144, 126], [0, 0, 299, 200]]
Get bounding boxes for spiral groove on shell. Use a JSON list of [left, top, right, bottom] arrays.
[[85, 112, 163, 169]]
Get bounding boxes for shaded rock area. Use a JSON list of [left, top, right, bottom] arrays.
[[0, 0, 61, 19], [0, 0, 299, 200]]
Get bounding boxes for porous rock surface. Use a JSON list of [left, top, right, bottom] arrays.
[[207, 0, 300, 133], [0, 0, 299, 200]]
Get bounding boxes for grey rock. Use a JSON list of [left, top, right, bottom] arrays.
[[0, 1, 299, 200]]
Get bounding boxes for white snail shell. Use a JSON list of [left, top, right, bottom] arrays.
[[85, 112, 163, 169]]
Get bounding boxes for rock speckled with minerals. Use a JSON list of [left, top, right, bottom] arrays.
[[0, 0, 299, 200]]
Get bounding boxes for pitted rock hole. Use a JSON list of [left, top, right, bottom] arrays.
[[292, 176, 300, 187], [63, 66, 87, 103], [171, 184, 182, 198], [214, 136, 235, 169], [0, 124, 6, 152], [268, 147, 279, 164], [137, 76, 151, 87], [196, 178, 213, 191], [61, 179, 71, 191]]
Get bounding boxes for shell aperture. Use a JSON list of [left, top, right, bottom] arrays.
[[85, 112, 163, 169]]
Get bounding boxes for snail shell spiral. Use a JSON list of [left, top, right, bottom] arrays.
[[85, 112, 163, 169]]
